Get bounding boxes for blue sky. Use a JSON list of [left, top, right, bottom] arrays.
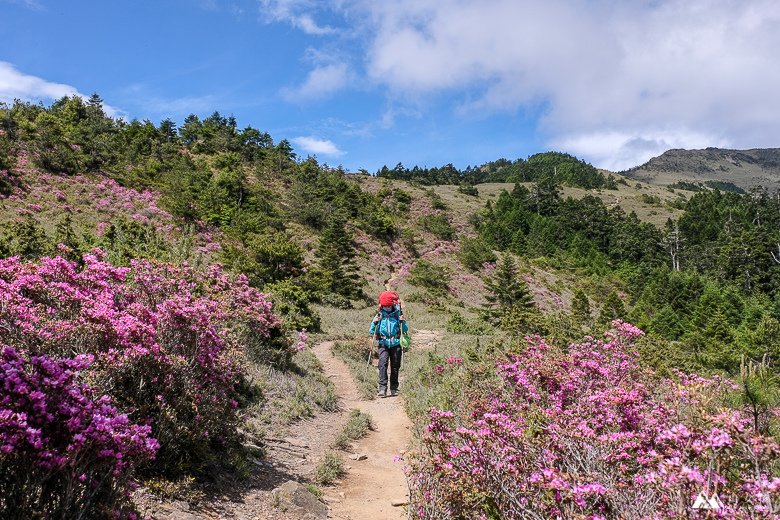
[[2, 0, 779, 172]]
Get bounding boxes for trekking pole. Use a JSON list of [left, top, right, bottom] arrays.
[[364, 340, 373, 377], [365, 308, 381, 379]]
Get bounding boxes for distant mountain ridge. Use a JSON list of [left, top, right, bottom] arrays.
[[621, 147, 780, 190]]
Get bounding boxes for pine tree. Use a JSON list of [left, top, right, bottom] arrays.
[[648, 305, 683, 340], [483, 253, 535, 323], [54, 213, 81, 261], [317, 216, 362, 301], [571, 288, 592, 326], [597, 290, 627, 326], [11, 217, 48, 259]]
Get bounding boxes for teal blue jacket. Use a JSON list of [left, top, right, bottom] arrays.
[[369, 304, 408, 348]]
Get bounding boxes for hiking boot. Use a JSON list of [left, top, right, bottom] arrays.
[[378, 388, 387, 398], [390, 389, 399, 397]]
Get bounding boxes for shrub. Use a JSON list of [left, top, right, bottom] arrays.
[[0, 252, 287, 477], [314, 452, 346, 485], [639, 193, 662, 205], [458, 182, 479, 196], [409, 322, 780, 519], [222, 230, 304, 286], [359, 208, 396, 240], [428, 190, 447, 210], [0, 347, 157, 518], [457, 237, 496, 271], [264, 279, 321, 332], [446, 311, 492, 335], [408, 260, 450, 294], [420, 215, 455, 241], [333, 409, 373, 450]]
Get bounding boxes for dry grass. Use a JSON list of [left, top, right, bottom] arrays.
[[332, 409, 373, 450], [314, 452, 346, 486], [243, 350, 337, 437]]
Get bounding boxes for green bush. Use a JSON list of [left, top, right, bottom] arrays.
[[420, 214, 455, 240], [446, 311, 492, 335], [458, 237, 497, 271], [314, 452, 346, 485], [427, 189, 447, 210], [264, 279, 321, 332], [359, 208, 396, 240], [333, 409, 373, 450], [458, 182, 479, 196], [639, 193, 661, 205], [394, 189, 412, 204], [408, 260, 450, 294]]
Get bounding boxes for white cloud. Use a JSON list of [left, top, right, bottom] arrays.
[[258, 0, 336, 34], [0, 61, 124, 118], [292, 136, 344, 156], [322, 0, 780, 168], [282, 62, 351, 101], [1, 0, 46, 11], [0, 61, 79, 102], [553, 129, 729, 172], [294, 14, 336, 35]]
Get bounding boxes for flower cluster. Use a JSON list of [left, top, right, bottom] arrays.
[[295, 329, 309, 351], [0, 251, 286, 479], [0, 346, 157, 518], [409, 321, 780, 519]]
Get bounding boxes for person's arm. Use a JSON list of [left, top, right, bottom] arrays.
[[369, 313, 380, 335], [399, 308, 409, 334]]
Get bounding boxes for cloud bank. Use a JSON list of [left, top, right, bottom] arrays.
[[0, 61, 124, 118], [270, 0, 780, 170]]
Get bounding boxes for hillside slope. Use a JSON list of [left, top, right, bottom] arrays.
[[623, 147, 780, 190]]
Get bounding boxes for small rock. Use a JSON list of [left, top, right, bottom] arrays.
[[271, 481, 328, 519], [165, 513, 200, 520], [391, 498, 409, 507], [171, 501, 190, 512], [283, 437, 310, 448], [323, 496, 341, 503], [338, 492, 346, 499], [350, 453, 367, 461]]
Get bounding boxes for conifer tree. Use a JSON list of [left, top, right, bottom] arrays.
[[571, 288, 592, 326], [597, 290, 627, 326], [317, 215, 362, 301], [11, 216, 48, 259], [483, 253, 535, 323], [54, 213, 81, 261], [648, 305, 683, 339]]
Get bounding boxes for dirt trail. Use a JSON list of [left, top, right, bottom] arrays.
[[312, 341, 411, 519]]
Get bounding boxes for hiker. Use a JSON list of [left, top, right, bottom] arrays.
[[369, 291, 408, 398]]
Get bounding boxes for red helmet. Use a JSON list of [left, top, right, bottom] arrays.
[[379, 291, 399, 307]]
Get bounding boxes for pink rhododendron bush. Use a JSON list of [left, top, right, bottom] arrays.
[[0, 348, 157, 518], [0, 251, 286, 517], [409, 322, 780, 519]]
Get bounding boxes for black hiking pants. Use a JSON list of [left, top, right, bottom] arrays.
[[377, 346, 402, 392]]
